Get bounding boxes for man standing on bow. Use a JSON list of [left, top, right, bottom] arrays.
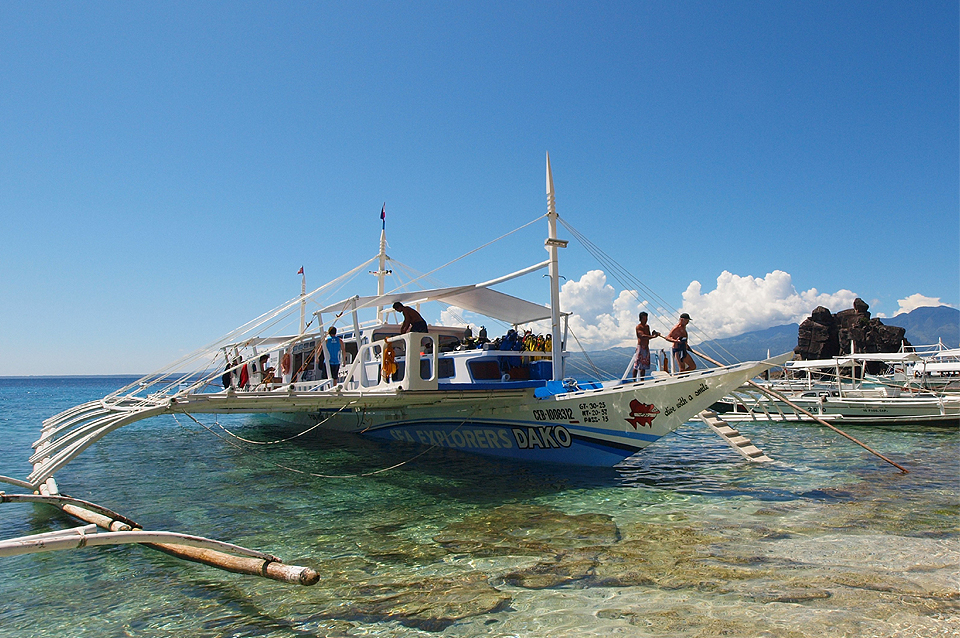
[[632, 311, 659, 381]]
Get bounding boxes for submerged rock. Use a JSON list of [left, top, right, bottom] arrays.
[[344, 572, 511, 631], [433, 503, 620, 557], [499, 520, 767, 591]]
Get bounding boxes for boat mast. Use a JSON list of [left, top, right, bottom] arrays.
[[545, 152, 567, 381], [299, 268, 306, 334], [374, 203, 390, 323]]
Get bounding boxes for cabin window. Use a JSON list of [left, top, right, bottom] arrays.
[[437, 358, 455, 378], [438, 335, 461, 352], [469, 360, 502, 380]]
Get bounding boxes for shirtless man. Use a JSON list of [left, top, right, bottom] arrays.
[[393, 302, 428, 334], [664, 312, 696, 373], [632, 311, 659, 381]]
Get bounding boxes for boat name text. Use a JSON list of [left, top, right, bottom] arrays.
[[389, 427, 514, 449], [512, 425, 573, 449]]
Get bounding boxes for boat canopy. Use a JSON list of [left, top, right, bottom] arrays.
[[317, 284, 565, 326], [924, 348, 960, 359], [786, 352, 922, 370], [918, 361, 960, 373]]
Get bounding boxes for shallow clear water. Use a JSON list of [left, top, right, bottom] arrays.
[[1, 377, 957, 637]]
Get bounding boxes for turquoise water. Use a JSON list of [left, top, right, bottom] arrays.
[[1, 377, 957, 637]]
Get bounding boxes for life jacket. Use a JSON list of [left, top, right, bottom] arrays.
[[382, 342, 398, 380]]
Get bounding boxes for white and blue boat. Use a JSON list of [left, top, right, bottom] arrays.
[[27, 156, 785, 487]]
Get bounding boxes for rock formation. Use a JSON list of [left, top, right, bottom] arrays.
[[795, 298, 910, 370]]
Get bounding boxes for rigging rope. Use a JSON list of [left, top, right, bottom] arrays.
[[558, 217, 744, 367]]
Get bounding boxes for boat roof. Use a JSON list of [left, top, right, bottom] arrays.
[[924, 348, 960, 359], [786, 352, 922, 369], [317, 284, 566, 326], [918, 361, 960, 372]]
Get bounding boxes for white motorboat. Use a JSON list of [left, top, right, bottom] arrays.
[[26, 156, 786, 488], [907, 347, 960, 393], [716, 353, 960, 426]]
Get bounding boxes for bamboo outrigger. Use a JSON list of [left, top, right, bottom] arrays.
[[0, 477, 319, 586]]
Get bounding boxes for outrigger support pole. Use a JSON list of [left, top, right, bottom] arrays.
[[691, 349, 908, 473], [0, 478, 320, 585]]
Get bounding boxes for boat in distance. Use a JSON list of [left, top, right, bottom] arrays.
[[715, 353, 960, 426], [27, 156, 787, 487]]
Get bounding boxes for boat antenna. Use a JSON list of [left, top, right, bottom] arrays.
[[545, 152, 568, 381]]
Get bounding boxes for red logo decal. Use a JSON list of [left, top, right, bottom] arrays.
[[626, 400, 660, 429]]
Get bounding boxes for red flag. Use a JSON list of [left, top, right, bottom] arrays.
[[297, 266, 304, 275]]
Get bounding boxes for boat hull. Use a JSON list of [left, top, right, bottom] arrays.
[[268, 363, 771, 466]]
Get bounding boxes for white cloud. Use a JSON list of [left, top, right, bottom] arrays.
[[559, 271, 647, 350], [894, 294, 951, 316], [678, 271, 857, 340], [437, 269, 863, 351], [551, 269, 859, 349]]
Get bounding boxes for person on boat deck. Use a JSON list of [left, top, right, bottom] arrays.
[[325, 327, 345, 381], [663, 313, 696, 372], [632, 311, 659, 381], [258, 354, 277, 384], [393, 302, 428, 334]]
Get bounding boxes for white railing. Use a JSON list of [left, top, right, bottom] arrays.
[[340, 332, 439, 392]]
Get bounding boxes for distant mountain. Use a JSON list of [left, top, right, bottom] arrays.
[[565, 324, 799, 379], [565, 306, 959, 379], [697, 323, 799, 362], [887, 305, 959, 348]]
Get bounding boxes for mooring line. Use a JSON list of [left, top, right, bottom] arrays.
[[177, 407, 480, 479]]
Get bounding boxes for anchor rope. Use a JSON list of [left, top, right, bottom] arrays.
[[175, 407, 480, 479], [215, 404, 355, 444]]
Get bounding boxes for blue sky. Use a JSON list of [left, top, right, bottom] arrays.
[[2, 2, 957, 375]]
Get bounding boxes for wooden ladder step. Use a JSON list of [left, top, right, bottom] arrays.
[[698, 410, 772, 463]]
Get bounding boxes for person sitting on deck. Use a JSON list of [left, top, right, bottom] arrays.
[[259, 354, 277, 385], [393, 302, 428, 334]]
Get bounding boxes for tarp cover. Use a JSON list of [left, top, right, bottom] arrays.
[[317, 284, 563, 326]]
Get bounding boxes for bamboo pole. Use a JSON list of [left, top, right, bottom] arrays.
[[691, 349, 908, 473], [13, 485, 320, 586]]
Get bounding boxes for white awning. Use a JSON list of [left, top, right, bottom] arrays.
[[917, 362, 960, 373], [317, 285, 564, 326], [923, 348, 960, 359]]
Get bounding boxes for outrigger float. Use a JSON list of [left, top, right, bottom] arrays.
[[2, 155, 827, 581]]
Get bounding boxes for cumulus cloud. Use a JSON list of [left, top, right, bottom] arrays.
[[436, 269, 862, 351], [679, 271, 857, 340], [556, 270, 858, 349], [559, 270, 647, 350], [894, 294, 951, 316]]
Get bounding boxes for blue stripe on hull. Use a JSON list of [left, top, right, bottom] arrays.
[[361, 420, 659, 467]]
